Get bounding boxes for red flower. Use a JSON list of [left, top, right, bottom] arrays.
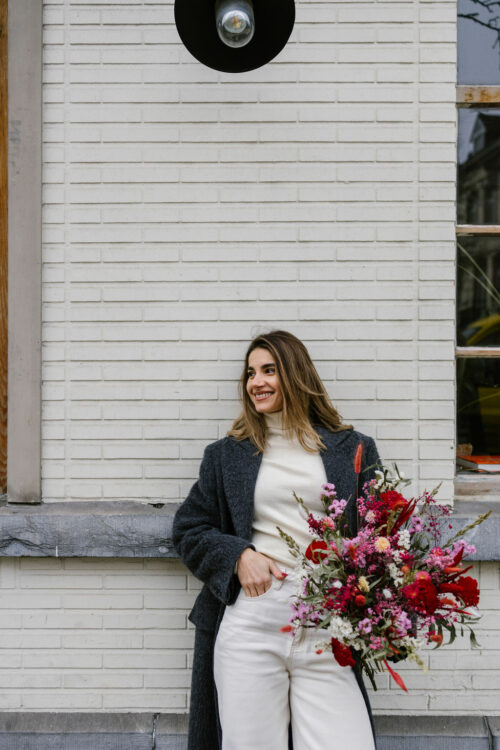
[[429, 633, 443, 644], [354, 443, 363, 474], [438, 576, 479, 607], [380, 490, 407, 511], [354, 594, 366, 606], [305, 540, 330, 564], [402, 578, 439, 614], [331, 638, 355, 667]]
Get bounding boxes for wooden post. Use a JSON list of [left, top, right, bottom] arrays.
[[0, 0, 7, 494]]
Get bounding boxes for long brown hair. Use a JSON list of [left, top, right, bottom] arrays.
[[228, 330, 352, 453]]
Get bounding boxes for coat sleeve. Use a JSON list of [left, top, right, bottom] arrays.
[[359, 435, 382, 489], [172, 443, 254, 605]]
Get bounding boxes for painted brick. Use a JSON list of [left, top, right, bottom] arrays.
[[32, 0, 492, 716]]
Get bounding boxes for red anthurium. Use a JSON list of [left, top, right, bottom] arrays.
[[438, 576, 479, 607], [305, 540, 330, 564]]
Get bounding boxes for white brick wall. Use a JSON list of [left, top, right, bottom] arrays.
[[33, 0, 494, 719], [1, 559, 498, 714], [0, 558, 195, 710], [42, 0, 456, 503]]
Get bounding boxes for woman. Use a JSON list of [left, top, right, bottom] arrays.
[[173, 330, 380, 750]]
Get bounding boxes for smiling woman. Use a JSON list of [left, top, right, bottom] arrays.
[[246, 348, 283, 413], [173, 330, 381, 750]]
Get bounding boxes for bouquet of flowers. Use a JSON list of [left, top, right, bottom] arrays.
[[278, 449, 491, 692]]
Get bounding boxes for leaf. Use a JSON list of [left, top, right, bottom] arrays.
[[383, 659, 408, 693], [447, 623, 456, 647], [470, 630, 481, 649]]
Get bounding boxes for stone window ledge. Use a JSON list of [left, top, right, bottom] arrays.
[[0, 498, 499, 560], [455, 473, 500, 504]]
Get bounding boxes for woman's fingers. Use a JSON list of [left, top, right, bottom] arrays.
[[269, 560, 286, 579], [237, 549, 283, 595]]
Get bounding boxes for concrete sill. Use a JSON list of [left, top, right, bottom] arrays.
[[0, 498, 499, 560], [0, 714, 497, 749], [455, 473, 500, 504], [0, 500, 180, 558]]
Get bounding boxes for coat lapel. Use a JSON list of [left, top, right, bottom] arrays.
[[222, 437, 262, 540], [223, 426, 362, 540]]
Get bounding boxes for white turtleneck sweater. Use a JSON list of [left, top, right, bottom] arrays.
[[251, 411, 327, 568]]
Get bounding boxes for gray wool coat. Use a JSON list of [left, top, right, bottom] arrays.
[[172, 425, 381, 750]]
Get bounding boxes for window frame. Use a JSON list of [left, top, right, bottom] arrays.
[[6, 0, 42, 503], [455, 84, 500, 488]]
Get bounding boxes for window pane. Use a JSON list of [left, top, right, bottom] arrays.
[[457, 358, 500, 458], [458, 0, 500, 84], [457, 236, 500, 346], [458, 110, 500, 224]]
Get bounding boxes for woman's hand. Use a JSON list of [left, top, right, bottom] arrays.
[[236, 548, 286, 597]]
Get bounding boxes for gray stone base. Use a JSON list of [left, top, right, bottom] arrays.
[[0, 713, 187, 750], [0, 713, 497, 749], [374, 715, 492, 749]]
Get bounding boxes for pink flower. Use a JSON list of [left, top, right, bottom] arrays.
[[358, 618, 372, 634]]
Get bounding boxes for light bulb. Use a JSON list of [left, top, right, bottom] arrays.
[[216, 0, 255, 48]]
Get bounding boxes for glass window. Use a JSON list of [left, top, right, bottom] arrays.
[[458, 0, 500, 84], [457, 357, 500, 457], [457, 237, 500, 346], [458, 110, 500, 224]]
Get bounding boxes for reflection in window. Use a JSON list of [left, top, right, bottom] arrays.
[[457, 237, 500, 346], [457, 358, 500, 456], [458, 0, 500, 84], [458, 110, 500, 224]]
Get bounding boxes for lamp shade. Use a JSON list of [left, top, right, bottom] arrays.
[[174, 0, 295, 73]]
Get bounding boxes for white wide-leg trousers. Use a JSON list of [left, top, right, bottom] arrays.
[[213, 571, 376, 750]]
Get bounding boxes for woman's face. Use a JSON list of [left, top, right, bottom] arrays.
[[246, 347, 283, 414]]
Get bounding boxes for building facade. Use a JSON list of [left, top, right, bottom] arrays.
[[1, 0, 499, 741]]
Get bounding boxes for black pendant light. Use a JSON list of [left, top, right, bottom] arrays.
[[175, 0, 295, 73]]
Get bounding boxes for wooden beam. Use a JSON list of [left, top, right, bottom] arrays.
[[7, 0, 41, 503], [456, 225, 500, 235], [456, 347, 500, 358], [457, 86, 500, 106], [0, 0, 7, 494]]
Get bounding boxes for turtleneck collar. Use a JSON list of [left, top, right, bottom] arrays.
[[264, 410, 284, 433]]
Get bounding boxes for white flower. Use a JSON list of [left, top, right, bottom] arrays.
[[388, 563, 404, 586], [392, 550, 402, 564], [398, 530, 411, 550], [328, 616, 354, 641], [382, 588, 392, 599], [332, 579, 343, 589]]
